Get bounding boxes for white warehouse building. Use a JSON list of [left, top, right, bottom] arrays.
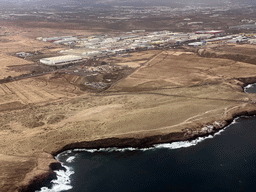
[[40, 55, 82, 66]]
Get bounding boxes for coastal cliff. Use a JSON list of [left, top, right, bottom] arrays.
[[17, 103, 256, 192], [2, 51, 256, 192]]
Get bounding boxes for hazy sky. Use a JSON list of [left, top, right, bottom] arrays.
[[0, 0, 255, 6]]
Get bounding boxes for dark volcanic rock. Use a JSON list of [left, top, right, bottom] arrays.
[[49, 162, 66, 171], [52, 132, 187, 156], [18, 171, 57, 192]]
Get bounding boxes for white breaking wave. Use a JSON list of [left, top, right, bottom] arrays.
[[72, 118, 240, 152], [141, 118, 240, 150], [244, 83, 255, 92], [245, 84, 253, 89], [58, 119, 239, 154], [36, 164, 74, 192], [154, 135, 214, 149], [73, 147, 142, 153], [66, 156, 76, 163]]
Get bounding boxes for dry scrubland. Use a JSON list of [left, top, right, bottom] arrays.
[[104, 51, 159, 68], [0, 26, 95, 79], [1, 27, 256, 191]]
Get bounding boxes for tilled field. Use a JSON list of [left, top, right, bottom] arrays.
[[0, 75, 84, 111]]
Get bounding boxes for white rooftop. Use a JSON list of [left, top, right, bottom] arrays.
[[40, 55, 82, 65]]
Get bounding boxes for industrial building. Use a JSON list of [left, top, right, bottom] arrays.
[[42, 36, 74, 42], [53, 37, 78, 44], [188, 42, 206, 47], [195, 30, 225, 37], [37, 29, 255, 61], [40, 55, 82, 66], [249, 39, 256, 44], [206, 35, 233, 42], [227, 36, 248, 43], [82, 51, 101, 57]]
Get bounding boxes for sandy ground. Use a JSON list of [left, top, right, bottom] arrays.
[[109, 51, 255, 92], [0, 27, 63, 79], [216, 44, 256, 55], [0, 54, 33, 79], [103, 51, 160, 64], [1, 27, 256, 191], [116, 60, 147, 68]]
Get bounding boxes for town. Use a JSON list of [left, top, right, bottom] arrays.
[[11, 29, 256, 90]]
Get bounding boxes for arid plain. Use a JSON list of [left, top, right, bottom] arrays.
[[1, 26, 256, 192]]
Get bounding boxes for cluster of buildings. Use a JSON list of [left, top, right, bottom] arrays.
[[84, 82, 109, 90], [37, 36, 78, 45], [85, 65, 119, 74], [39, 55, 83, 66], [195, 30, 225, 37], [36, 29, 256, 65], [189, 31, 256, 46]]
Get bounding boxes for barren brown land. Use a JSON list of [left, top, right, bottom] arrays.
[[1, 26, 256, 192]]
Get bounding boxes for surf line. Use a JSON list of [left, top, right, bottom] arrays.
[[37, 117, 240, 192]]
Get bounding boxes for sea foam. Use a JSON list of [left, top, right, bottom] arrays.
[[36, 164, 74, 192], [58, 118, 239, 154], [244, 83, 255, 92], [66, 156, 76, 163]]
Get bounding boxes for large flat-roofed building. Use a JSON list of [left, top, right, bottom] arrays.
[[132, 30, 145, 33], [40, 55, 82, 66], [188, 42, 206, 46], [249, 39, 256, 44], [195, 30, 225, 37]]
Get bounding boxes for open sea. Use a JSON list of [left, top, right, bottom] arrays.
[[38, 83, 256, 192]]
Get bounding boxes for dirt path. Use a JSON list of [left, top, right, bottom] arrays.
[[1, 46, 256, 192]]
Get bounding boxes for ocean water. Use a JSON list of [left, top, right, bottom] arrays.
[[38, 116, 256, 192], [244, 83, 256, 93], [37, 84, 256, 192]]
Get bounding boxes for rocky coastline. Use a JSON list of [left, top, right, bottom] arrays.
[[11, 74, 256, 192], [18, 105, 256, 192]]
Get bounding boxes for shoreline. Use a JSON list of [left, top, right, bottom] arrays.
[[52, 108, 256, 156], [18, 105, 256, 192], [15, 79, 256, 192]]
